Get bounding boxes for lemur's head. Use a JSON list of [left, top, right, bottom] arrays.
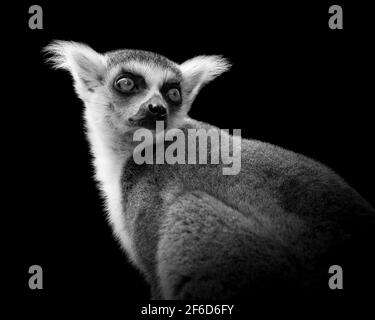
[[45, 41, 230, 135]]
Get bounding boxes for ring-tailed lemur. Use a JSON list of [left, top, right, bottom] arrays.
[[45, 41, 375, 299]]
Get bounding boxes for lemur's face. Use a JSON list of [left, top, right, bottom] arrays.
[[45, 41, 230, 135], [99, 51, 185, 133]]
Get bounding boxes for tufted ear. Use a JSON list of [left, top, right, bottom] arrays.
[[180, 55, 231, 108], [44, 41, 107, 100]]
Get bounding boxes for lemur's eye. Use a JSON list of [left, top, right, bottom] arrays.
[[114, 76, 135, 93], [166, 88, 181, 103]]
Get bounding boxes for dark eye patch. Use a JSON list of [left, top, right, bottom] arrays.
[[161, 81, 182, 106], [113, 70, 147, 95]]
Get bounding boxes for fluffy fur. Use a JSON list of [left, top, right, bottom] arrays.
[[45, 41, 375, 299]]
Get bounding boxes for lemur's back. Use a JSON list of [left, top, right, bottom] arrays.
[[121, 120, 375, 299]]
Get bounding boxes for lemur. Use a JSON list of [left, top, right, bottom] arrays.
[[45, 41, 375, 299]]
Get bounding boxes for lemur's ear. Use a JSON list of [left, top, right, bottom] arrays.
[[180, 55, 231, 106], [44, 41, 106, 99]]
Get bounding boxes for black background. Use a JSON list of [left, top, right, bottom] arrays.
[[7, 0, 374, 315]]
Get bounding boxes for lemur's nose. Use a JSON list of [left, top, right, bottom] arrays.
[[148, 103, 167, 116]]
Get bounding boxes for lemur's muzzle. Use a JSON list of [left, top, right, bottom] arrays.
[[128, 96, 167, 129]]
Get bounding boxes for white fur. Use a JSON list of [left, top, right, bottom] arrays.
[[84, 106, 137, 263], [44, 41, 107, 100], [180, 55, 231, 106], [44, 41, 137, 263]]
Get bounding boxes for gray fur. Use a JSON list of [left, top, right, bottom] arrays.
[[122, 121, 375, 299], [106, 49, 182, 77]]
